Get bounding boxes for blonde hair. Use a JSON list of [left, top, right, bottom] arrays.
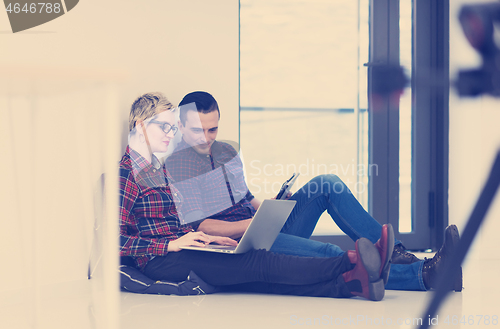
[[129, 92, 174, 132]]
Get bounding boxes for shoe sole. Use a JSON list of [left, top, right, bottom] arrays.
[[380, 224, 395, 285], [454, 266, 463, 292], [357, 238, 385, 301], [447, 225, 460, 249], [447, 225, 463, 292]]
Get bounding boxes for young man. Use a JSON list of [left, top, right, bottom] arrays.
[[165, 91, 462, 292]]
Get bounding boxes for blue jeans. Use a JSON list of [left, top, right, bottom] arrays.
[[269, 174, 426, 291]]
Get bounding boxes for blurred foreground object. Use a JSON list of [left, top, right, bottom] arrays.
[[371, 64, 409, 96], [456, 2, 500, 97]]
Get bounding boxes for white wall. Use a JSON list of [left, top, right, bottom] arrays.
[[0, 1, 238, 328], [449, 0, 500, 262]]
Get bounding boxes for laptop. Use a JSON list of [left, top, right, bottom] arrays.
[[180, 199, 296, 254]]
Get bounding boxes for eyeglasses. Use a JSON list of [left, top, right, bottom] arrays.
[[149, 120, 178, 135]]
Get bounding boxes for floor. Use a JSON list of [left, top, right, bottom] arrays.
[[119, 253, 500, 329], [2, 252, 497, 329]]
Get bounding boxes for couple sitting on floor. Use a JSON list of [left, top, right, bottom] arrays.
[[118, 91, 462, 301]]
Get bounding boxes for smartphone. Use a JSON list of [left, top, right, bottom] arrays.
[[276, 173, 300, 200]]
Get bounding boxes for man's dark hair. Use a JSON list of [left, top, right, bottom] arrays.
[[179, 91, 220, 125]]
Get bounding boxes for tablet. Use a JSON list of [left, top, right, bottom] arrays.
[[276, 173, 300, 200]]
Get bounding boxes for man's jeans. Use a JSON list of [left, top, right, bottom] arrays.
[[269, 174, 426, 291]]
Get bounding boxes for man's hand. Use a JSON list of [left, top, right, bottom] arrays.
[[206, 234, 238, 247], [271, 192, 292, 200]]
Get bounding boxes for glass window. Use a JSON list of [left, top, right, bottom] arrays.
[[240, 0, 369, 235], [399, 0, 412, 233]]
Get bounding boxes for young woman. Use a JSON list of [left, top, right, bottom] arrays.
[[118, 92, 394, 301]]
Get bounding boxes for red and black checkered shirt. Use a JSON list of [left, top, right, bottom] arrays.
[[165, 140, 256, 227], [119, 146, 192, 270]]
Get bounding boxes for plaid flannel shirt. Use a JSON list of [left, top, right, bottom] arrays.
[[119, 146, 192, 270]]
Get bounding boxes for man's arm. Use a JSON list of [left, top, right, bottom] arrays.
[[249, 192, 291, 211], [250, 197, 261, 211], [197, 218, 252, 240]]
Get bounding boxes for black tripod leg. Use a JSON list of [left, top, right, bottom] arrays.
[[418, 150, 500, 329]]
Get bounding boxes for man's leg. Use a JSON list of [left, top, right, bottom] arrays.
[[385, 261, 425, 291], [276, 174, 456, 291], [283, 174, 400, 245], [271, 232, 345, 257], [271, 233, 426, 291]]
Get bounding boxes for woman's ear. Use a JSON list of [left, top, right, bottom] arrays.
[[136, 120, 146, 135], [134, 120, 149, 144]]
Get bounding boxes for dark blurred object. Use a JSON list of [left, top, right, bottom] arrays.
[[419, 149, 500, 329], [370, 64, 409, 96], [456, 2, 500, 97]]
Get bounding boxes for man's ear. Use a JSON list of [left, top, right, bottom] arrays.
[[178, 119, 185, 133]]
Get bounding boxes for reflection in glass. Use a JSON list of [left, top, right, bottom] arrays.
[[240, 0, 369, 235]]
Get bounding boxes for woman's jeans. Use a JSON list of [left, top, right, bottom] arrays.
[[269, 174, 426, 291], [143, 249, 354, 298]]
